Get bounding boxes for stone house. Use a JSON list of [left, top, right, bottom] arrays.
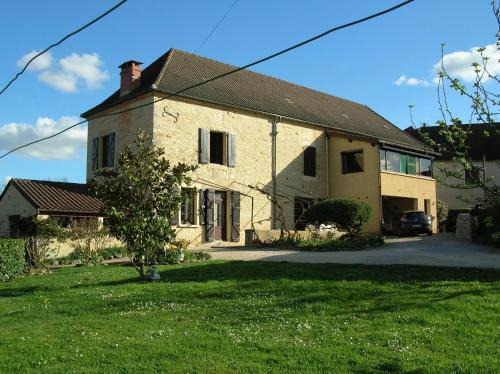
[[406, 124, 500, 209], [81, 48, 438, 243]]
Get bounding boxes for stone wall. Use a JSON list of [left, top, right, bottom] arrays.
[[152, 95, 328, 245], [0, 184, 38, 237]]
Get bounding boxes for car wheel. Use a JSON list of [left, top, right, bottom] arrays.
[[427, 231, 433, 236]]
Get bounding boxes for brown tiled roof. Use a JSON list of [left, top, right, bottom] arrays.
[[82, 49, 431, 153], [3, 179, 102, 216], [405, 123, 500, 161]]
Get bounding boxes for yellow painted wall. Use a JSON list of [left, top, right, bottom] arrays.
[[381, 171, 437, 232], [328, 136, 381, 233]]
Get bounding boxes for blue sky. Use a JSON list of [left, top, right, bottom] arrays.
[[0, 0, 497, 189]]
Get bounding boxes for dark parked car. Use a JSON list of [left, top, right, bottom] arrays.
[[398, 211, 432, 236]]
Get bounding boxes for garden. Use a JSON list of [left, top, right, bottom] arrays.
[[1, 261, 500, 372]]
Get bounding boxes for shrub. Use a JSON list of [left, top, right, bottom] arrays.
[[436, 200, 449, 232], [492, 232, 500, 248], [70, 219, 112, 265], [0, 239, 25, 282], [472, 203, 500, 244], [100, 246, 128, 260], [304, 199, 372, 238], [20, 217, 69, 269], [446, 208, 471, 232], [298, 235, 384, 251]]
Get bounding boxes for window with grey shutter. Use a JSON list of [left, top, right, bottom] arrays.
[[227, 133, 236, 167], [102, 133, 115, 168], [231, 191, 240, 241], [199, 128, 209, 164], [91, 137, 99, 170]]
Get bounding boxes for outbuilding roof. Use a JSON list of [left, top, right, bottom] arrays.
[[82, 48, 431, 153], [1, 179, 102, 216]]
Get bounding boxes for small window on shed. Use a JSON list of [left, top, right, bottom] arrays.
[[304, 147, 316, 177], [210, 131, 224, 165]]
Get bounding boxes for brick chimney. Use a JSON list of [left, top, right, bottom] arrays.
[[119, 60, 143, 96]]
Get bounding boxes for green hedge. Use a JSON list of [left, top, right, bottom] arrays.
[[0, 239, 25, 282]]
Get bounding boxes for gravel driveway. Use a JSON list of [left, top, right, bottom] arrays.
[[202, 233, 500, 269]]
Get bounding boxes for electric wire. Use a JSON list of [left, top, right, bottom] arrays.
[[0, 0, 415, 160], [0, 0, 129, 96], [196, 0, 240, 53]]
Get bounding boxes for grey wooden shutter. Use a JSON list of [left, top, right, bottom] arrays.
[[231, 191, 240, 242], [199, 128, 209, 164], [205, 189, 215, 242], [108, 132, 115, 167], [227, 133, 236, 167], [199, 191, 206, 225], [91, 137, 99, 170]]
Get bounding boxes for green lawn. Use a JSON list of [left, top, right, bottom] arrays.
[[1, 261, 500, 373]]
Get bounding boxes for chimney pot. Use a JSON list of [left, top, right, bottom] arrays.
[[119, 60, 143, 97]]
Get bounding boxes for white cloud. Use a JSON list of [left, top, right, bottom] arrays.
[[0, 116, 87, 160], [3, 176, 12, 186], [433, 43, 500, 83], [16, 51, 109, 93], [59, 53, 109, 89], [16, 50, 53, 71], [39, 70, 78, 93], [394, 75, 430, 87]]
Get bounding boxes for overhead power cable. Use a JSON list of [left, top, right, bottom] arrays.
[[196, 0, 240, 53], [0, 0, 128, 96], [0, 0, 415, 160]]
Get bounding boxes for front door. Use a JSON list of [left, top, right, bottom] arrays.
[[213, 191, 227, 241]]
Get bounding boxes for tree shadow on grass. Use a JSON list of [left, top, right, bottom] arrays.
[[2, 262, 500, 299], [79, 261, 500, 289]]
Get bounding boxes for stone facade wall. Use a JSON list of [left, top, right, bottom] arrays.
[[86, 94, 154, 181], [0, 184, 38, 237], [152, 95, 328, 245]]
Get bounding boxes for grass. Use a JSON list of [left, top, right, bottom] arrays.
[[1, 262, 500, 373]]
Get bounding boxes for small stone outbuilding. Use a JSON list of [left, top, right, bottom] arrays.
[[0, 179, 103, 238]]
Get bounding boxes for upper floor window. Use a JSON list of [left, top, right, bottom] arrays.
[[303, 147, 316, 177], [342, 150, 364, 174], [210, 131, 224, 165], [102, 133, 115, 168], [380, 148, 432, 177], [199, 128, 236, 167], [91, 132, 115, 170]]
